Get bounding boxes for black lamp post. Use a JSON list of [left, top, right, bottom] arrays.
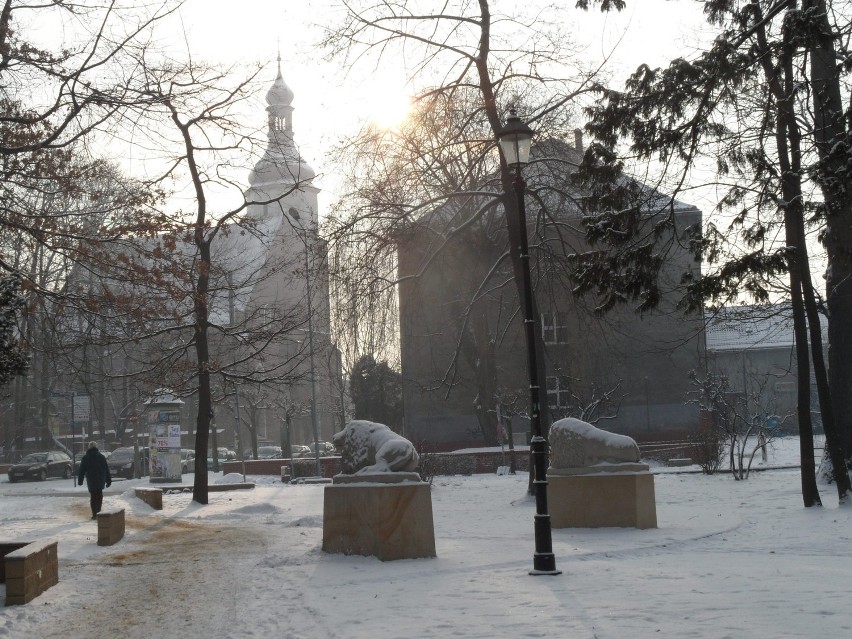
[[497, 109, 560, 576]]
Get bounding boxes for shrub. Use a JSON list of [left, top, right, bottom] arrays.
[[416, 440, 437, 485], [688, 427, 724, 475]]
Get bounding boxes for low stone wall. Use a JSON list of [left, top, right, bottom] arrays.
[[97, 509, 125, 546], [224, 450, 529, 478], [427, 449, 530, 476], [1, 539, 59, 605], [223, 457, 342, 478]]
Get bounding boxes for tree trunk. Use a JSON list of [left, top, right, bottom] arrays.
[[192, 240, 212, 505], [804, 0, 852, 482], [759, 17, 822, 505]]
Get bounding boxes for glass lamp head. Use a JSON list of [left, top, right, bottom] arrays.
[[497, 109, 534, 168]]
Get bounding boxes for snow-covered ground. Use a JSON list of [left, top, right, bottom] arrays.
[[1, 437, 849, 639]]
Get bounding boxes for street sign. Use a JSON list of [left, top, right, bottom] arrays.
[[72, 394, 90, 425]]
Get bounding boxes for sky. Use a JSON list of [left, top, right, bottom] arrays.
[[160, 0, 714, 214], [17, 0, 722, 219], [1, 436, 850, 638], [19, 0, 715, 217]]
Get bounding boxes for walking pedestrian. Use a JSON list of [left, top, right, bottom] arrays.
[[77, 441, 112, 519]]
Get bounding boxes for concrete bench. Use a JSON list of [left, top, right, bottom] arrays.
[[209, 482, 255, 492], [667, 458, 694, 467], [97, 508, 125, 546], [0, 539, 59, 605], [134, 487, 163, 510]]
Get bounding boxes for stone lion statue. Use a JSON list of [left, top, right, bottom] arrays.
[[332, 420, 420, 475], [549, 417, 640, 469]]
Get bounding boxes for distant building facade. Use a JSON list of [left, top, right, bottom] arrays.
[[2, 62, 341, 457], [397, 136, 706, 450], [704, 304, 819, 434]]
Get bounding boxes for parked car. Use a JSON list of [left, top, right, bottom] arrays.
[[289, 444, 312, 458], [107, 447, 149, 479], [7, 451, 73, 482], [309, 441, 338, 457], [257, 446, 283, 459], [180, 449, 196, 473], [206, 449, 236, 470], [73, 448, 113, 468]]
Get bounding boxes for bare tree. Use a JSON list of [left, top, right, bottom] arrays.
[[688, 370, 786, 480], [0, 1, 184, 451], [109, 57, 324, 504], [323, 2, 618, 451]]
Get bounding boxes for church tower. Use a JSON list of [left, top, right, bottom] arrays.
[[240, 58, 340, 450], [245, 54, 319, 230]]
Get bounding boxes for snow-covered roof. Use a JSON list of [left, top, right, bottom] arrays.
[[704, 305, 797, 351], [249, 60, 315, 190]]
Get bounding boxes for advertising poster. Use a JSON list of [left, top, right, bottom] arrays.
[[147, 410, 182, 483]]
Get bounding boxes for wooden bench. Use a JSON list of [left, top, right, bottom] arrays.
[[134, 487, 163, 510], [0, 539, 59, 605], [97, 508, 125, 546]]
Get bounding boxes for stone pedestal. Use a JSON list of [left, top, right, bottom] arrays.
[[134, 487, 163, 510], [548, 468, 657, 529], [323, 479, 436, 561], [97, 508, 125, 546]]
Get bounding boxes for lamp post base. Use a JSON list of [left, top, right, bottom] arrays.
[[530, 550, 561, 576], [530, 568, 563, 576]]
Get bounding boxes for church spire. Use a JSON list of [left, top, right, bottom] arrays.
[[266, 52, 294, 134], [247, 54, 316, 196]]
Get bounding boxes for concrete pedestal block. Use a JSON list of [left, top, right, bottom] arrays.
[[323, 482, 436, 561], [134, 487, 163, 510], [548, 472, 657, 529], [3, 539, 59, 605], [97, 508, 126, 546]]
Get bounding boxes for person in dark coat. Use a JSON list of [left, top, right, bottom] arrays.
[[77, 441, 112, 519]]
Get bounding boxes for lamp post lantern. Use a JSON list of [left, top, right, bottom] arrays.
[[497, 109, 560, 576]]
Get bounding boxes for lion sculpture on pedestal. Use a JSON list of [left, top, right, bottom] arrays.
[[549, 417, 641, 469], [332, 420, 420, 475]]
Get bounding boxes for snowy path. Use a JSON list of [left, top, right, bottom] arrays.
[[1, 460, 851, 638], [9, 489, 340, 639]]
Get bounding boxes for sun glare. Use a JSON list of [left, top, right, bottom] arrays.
[[363, 85, 413, 130]]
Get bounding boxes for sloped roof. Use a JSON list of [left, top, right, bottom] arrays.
[[704, 305, 796, 351]]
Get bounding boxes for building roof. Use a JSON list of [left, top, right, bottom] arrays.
[[704, 305, 798, 352]]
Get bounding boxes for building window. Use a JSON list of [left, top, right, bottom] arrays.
[[258, 304, 278, 324], [546, 375, 572, 413], [541, 311, 567, 344], [775, 381, 795, 393]]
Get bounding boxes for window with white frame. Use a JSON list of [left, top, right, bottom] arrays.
[[257, 304, 279, 324], [541, 311, 567, 344], [546, 375, 572, 413]]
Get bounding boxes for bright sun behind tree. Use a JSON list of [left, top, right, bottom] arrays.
[[357, 81, 412, 130]]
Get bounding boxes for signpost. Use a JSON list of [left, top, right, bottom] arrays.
[[71, 393, 90, 487]]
